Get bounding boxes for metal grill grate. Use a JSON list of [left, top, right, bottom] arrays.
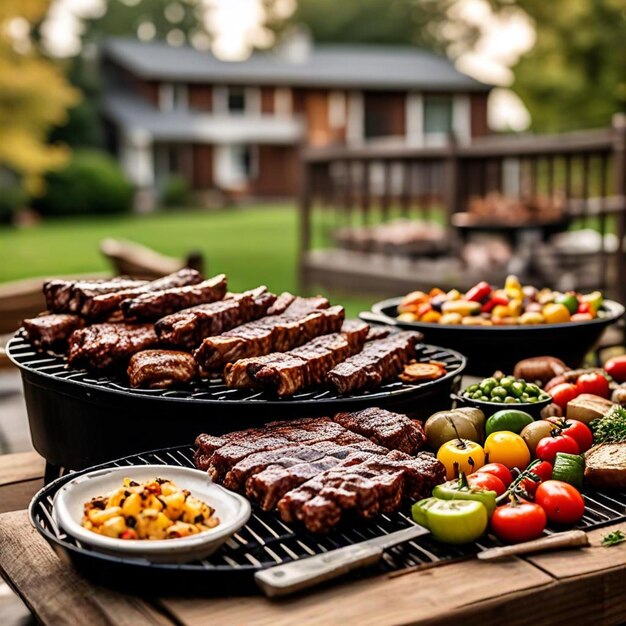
[[8, 333, 465, 405], [29, 446, 626, 594]]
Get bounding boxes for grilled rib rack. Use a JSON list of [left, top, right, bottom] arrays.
[[30, 445, 626, 595], [7, 332, 466, 474]]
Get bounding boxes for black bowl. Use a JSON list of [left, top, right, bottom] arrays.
[[361, 298, 624, 376]]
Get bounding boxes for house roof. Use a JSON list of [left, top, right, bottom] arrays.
[[102, 38, 491, 92]]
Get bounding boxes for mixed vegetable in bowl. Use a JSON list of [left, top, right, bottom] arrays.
[[397, 274, 606, 326]]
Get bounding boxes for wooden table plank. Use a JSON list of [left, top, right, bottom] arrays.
[[160, 557, 552, 626], [0, 510, 173, 626], [0, 451, 45, 514]]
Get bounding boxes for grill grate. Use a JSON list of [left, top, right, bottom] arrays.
[[29, 445, 626, 594], [8, 332, 466, 405]]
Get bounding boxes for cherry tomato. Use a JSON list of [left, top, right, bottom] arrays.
[[545, 417, 593, 452], [491, 501, 547, 544], [475, 463, 513, 487], [535, 480, 585, 525], [467, 472, 506, 496], [575, 372, 610, 399], [549, 383, 580, 409], [605, 356, 626, 384], [520, 461, 553, 495], [535, 434, 579, 464]]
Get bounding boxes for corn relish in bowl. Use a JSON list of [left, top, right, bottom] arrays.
[[82, 477, 220, 541]]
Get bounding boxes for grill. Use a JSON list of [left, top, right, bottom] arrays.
[[30, 445, 626, 596], [7, 332, 466, 473]]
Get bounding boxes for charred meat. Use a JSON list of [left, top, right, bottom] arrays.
[[155, 287, 274, 349], [22, 314, 84, 350], [67, 323, 158, 370], [127, 349, 197, 389]]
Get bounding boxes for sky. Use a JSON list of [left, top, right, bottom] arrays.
[[40, 0, 535, 131]]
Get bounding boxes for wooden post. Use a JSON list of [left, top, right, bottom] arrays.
[[612, 114, 626, 305], [443, 134, 459, 232], [298, 153, 313, 294]]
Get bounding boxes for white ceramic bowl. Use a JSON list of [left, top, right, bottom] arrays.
[[53, 465, 251, 564]]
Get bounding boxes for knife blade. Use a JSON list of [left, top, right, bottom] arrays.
[[254, 523, 429, 597]]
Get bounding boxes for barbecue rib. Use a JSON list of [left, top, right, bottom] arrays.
[[155, 287, 274, 349], [193, 298, 340, 372], [67, 323, 158, 370], [225, 322, 369, 396], [43, 277, 146, 313], [128, 349, 197, 389], [333, 408, 425, 455], [81, 269, 203, 320], [22, 314, 84, 350], [121, 274, 227, 322], [327, 331, 422, 395], [277, 454, 445, 532]]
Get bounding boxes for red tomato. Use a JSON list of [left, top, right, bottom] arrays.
[[549, 383, 580, 409], [535, 435, 579, 464], [491, 501, 547, 544], [520, 461, 553, 495], [576, 372, 610, 399], [546, 417, 593, 452], [475, 463, 513, 487], [535, 480, 585, 525], [605, 356, 626, 384], [467, 472, 506, 496]]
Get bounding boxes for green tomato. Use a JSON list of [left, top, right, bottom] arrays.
[[485, 409, 535, 436], [556, 293, 580, 315], [414, 498, 488, 544]]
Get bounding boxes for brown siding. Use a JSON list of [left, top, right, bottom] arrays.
[[252, 145, 300, 196], [189, 85, 213, 112], [192, 144, 213, 188], [470, 92, 489, 137], [305, 90, 331, 146], [260, 87, 274, 114]]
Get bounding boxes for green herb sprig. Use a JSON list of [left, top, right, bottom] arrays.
[[591, 406, 626, 444], [602, 530, 626, 547]]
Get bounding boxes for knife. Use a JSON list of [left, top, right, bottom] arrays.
[[254, 524, 429, 597]]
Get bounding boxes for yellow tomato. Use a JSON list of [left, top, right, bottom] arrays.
[[437, 439, 485, 480], [542, 303, 571, 324], [484, 431, 530, 470]]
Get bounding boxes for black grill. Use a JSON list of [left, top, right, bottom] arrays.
[[30, 445, 626, 595], [7, 332, 465, 405]]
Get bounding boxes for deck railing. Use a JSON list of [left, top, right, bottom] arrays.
[[299, 116, 626, 302]]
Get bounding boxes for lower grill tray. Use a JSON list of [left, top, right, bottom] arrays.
[[30, 445, 626, 596]]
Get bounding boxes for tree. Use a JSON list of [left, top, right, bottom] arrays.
[[491, 0, 626, 132], [0, 0, 78, 194], [265, 0, 479, 55]]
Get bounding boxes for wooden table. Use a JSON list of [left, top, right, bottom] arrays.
[[3, 452, 626, 626]]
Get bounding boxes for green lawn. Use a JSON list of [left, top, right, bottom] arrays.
[[0, 204, 375, 317]]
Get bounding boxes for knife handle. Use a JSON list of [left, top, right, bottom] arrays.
[[255, 543, 383, 597]]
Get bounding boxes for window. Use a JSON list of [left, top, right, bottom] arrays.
[[423, 96, 453, 135], [227, 87, 246, 114]]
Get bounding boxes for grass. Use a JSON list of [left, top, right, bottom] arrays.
[[0, 204, 376, 317]]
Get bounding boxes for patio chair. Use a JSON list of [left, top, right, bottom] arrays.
[[100, 238, 204, 279]]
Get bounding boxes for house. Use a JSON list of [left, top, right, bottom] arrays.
[[100, 37, 492, 203]]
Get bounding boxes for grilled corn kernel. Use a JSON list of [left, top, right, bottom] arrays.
[[121, 492, 141, 517], [161, 491, 185, 518], [101, 516, 126, 538]]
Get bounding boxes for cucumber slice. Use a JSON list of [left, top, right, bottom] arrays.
[[552, 452, 585, 489]]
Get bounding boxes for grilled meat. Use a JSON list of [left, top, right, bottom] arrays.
[[327, 331, 422, 394], [82, 269, 203, 320], [333, 408, 425, 455], [122, 274, 227, 321], [67, 323, 158, 370], [265, 292, 297, 315], [366, 326, 391, 342], [43, 277, 146, 313], [22, 314, 84, 350], [193, 298, 341, 372], [277, 453, 445, 533], [127, 349, 197, 389], [155, 287, 274, 349], [225, 322, 368, 396]]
